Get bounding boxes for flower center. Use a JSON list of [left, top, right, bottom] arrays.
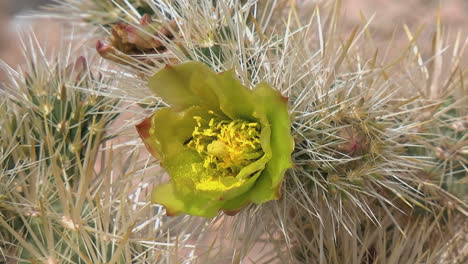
[[187, 112, 263, 177]]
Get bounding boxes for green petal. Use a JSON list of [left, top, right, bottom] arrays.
[[148, 62, 220, 111], [207, 70, 255, 120], [149, 105, 208, 196], [249, 82, 294, 203], [150, 106, 210, 159], [162, 147, 201, 196], [163, 143, 270, 201], [151, 183, 186, 216], [185, 197, 223, 217], [148, 62, 256, 120], [195, 152, 270, 201], [219, 173, 260, 214], [152, 182, 223, 217]]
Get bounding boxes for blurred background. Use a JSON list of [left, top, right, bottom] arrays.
[[1, 0, 58, 81], [0, 0, 466, 81]]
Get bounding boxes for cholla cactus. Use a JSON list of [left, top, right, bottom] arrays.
[[0, 36, 210, 263], [0, 43, 119, 261], [415, 84, 467, 200], [399, 15, 467, 209], [1, 53, 116, 180], [1, 0, 466, 263]]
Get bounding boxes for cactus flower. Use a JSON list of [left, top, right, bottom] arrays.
[[136, 62, 294, 217]]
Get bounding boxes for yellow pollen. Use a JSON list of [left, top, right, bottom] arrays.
[[187, 112, 263, 177]]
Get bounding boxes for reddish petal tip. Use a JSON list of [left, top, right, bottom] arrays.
[[136, 116, 152, 139], [140, 14, 152, 25], [96, 40, 106, 52], [76, 56, 86, 64], [136, 115, 160, 158], [223, 209, 241, 216], [275, 181, 283, 200], [165, 209, 179, 217]]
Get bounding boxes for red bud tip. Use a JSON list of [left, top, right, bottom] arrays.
[[136, 116, 153, 139], [96, 40, 104, 52], [223, 209, 240, 216], [140, 14, 152, 25]]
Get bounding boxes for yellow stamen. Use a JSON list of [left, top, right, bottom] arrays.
[[187, 111, 263, 178]]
